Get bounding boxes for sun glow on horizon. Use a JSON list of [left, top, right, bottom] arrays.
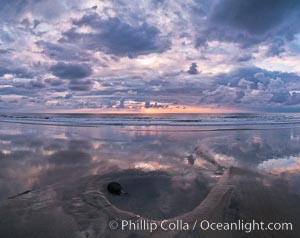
[[48, 104, 238, 114], [140, 105, 235, 114]]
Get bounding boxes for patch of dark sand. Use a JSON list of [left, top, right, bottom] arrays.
[[1, 167, 299, 238], [105, 171, 210, 220]]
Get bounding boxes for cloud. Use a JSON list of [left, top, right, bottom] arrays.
[[199, 67, 300, 109], [211, 0, 298, 35], [48, 62, 94, 91], [85, 66, 300, 111], [0, 0, 27, 20], [45, 78, 65, 86], [68, 79, 93, 91], [195, 0, 300, 53], [0, 0, 73, 21], [14, 80, 45, 90], [144, 101, 167, 108], [61, 13, 170, 57], [0, 65, 32, 78], [1, 0, 300, 112], [50, 62, 92, 79], [187, 63, 199, 75], [0, 48, 14, 54], [37, 41, 91, 62], [64, 93, 73, 99], [117, 98, 125, 108]]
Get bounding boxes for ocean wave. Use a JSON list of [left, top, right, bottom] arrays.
[[1, 113, 300, 128]]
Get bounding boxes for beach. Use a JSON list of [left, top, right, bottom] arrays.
[[0, 113, 299, 237]]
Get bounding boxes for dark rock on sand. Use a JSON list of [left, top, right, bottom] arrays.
[[107, 182, 127, 195]]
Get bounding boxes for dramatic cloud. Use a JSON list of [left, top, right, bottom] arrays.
[[68, 79, 93, 91], [45, 78, 65, 87], [61, 13, 170, 57], [0, 64, 32, 78], [198, 67, 300, 110], [187, 63, 199, 75], [196, 0, 300, 51], [50, 62, 92, 79], [1, 0, 300, 112], [37, 41, 91, 62]]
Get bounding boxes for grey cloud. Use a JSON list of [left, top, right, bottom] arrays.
[[45, 78, 65, 86], [0, 0, 28, 20], [236, 54, 252, 62], [50, 62, 92, 79], [265, 38, 285, 56], [235, 91, 245, 101], [0, 48, 14, 54], [270, 92, 290, 104], [117, 98, 125, 108], [0, 0, 76, 22], [37, 41, 91, 62], [211, 0, 298, 35], [270, 92, 300, 105], [200, 67, 300, 109], [144, 101, 167, 108], [64, 93, 73, 99], [0, 87, 38, 97], [33, 19, 41, 28], [0, 65, 32, 78], [144, 101, 151, 108], [68, 79, 93, 91], [7, 60, 95, 93], [187, 63, 199, 75], [61, 13, 170, 57], [14, 80, 45, 90], [195, 0, 300, 53]]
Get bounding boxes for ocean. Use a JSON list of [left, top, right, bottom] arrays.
[[1, 112, 300, 128]]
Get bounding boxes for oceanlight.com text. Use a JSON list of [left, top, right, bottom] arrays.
[[109, 219, 293, 233]]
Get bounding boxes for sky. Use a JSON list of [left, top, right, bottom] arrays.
[[1, 0, 300, 113]]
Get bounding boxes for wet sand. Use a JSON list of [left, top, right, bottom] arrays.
[[0, 166, 299, 238], [1, 121, 300, 237]]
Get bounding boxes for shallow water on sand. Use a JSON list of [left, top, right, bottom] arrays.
[[0, 115, 300, 237]]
